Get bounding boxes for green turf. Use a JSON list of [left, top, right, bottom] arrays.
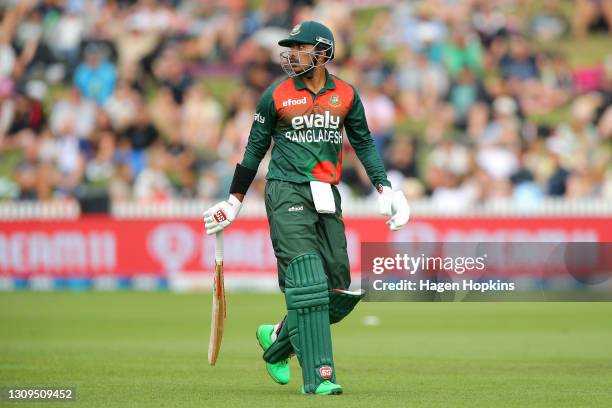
[[1, 293, 611, 407]]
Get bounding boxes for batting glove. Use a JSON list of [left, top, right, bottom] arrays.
[[378, 185, 393, 216], [387, 190, 410, 231], [203, 195, 242, 235]]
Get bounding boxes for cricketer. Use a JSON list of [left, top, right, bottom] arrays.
[[203, 21, 410, 395]]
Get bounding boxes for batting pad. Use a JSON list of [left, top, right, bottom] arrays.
[[263, 322, 292, 363], [284, 253, 335, 393], [264, 289, 365, 364]]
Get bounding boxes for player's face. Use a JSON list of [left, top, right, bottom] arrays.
[[288, 43, 317, 73]]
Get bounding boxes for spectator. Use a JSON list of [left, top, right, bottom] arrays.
[[133, 145, 173, 202], [385, 136, 420, 191], [104, 81, 139, 131], [0, 82, 15, 145], [13, 129, 47, 200], [148, 85, 179, 140], [573, 0, 612, 37], [360, 45, 394, 89], [479, 96, 521, 146], [52, 129, 86, 197], [74, 44, 117, 105], [219, 87, 257, 161], [50, 87, 96, 139], [444, 66, 490, 135], [180, 85, 223, 152], [84, 130, 116, 187], [0, 0, 610, 210], [5, 90, 45, 135], [153, 47, 192, 104], [400, 3, 447, 54], [360, 80, 396, 154], [442, 25, 483, 80], [49, 4, 85, 72], [528, 0, 568, 42], [595, 56, 612, 138], [499, 34, 539, 82], [471, 1, 507, 47], [122, 108, 159, 175], [548, 96, 605, 173]]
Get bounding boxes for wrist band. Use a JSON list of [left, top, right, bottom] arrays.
[[229, 163, 257, 195]]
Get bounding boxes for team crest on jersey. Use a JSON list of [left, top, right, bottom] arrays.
[[329, 94, 340, 106], [290, 24, 301, 36]]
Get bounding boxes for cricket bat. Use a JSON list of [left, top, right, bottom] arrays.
[[208, 231, 226, 366]]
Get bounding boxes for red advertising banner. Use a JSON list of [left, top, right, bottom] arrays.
[[0, 216, 611, 278]]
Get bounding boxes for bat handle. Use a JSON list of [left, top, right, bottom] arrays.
[[215, 231, 224, 263]]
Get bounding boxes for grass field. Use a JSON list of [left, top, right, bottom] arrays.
[[1, 293, 611, 407]]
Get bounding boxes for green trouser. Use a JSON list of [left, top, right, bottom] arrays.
[[265, 179, 351, 292]]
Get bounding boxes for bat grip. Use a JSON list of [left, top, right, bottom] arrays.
[[215, 231, 224, 263]]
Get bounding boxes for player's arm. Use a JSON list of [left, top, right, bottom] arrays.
[[204, 89, 276, 235], [344, 90, 391, 191], [344, 88, 410, 231]]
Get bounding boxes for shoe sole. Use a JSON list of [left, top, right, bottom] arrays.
[[302, 387, 344, 395], [316, 387, 343, 395]]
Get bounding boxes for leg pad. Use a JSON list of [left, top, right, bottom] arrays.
[[329, 289, 365, 323], [264, 289, 365, 363], [284, 254, 335, 393]]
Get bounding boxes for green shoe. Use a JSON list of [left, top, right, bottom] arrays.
[[256, 325, 290, 385], [301, 380, 343, 395]]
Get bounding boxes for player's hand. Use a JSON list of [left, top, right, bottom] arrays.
[[378, 185, 393, 216], [386, 190, 410, 231], [203, 195, 242, 235]]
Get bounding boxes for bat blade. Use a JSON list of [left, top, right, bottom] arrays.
[[208, 232, 225, 366]]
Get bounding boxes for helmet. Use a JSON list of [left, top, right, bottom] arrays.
[[278, 21, 335, 78]]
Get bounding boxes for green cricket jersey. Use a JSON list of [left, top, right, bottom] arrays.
[[241, 70, 391, 189]]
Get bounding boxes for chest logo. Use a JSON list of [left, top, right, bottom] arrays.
[[329, 95, 340, 106], [282, 96, 308, 107], [291, 111, 340, 130]]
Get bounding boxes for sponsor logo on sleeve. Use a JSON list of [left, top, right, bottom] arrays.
[[254, 112, 266, 124]]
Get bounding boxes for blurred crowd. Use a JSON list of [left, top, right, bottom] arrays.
[[0, 0, 611, 211]]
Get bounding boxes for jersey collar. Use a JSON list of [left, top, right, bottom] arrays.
[[292, 69, 336, 93]]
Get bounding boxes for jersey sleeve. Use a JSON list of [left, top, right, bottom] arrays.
[[241, 87, 277, 171], [344, 88, 391, 188]]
